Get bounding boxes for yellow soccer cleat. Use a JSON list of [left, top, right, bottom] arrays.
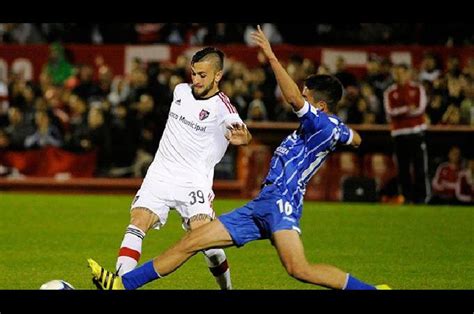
[[375, 284, 392, 290], [87, 258, 125, 290]]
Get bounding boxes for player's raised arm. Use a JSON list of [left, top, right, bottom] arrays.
[[251, 25, 305, 111]]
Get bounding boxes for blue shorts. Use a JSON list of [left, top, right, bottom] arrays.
[[218, 184, 301, 247]]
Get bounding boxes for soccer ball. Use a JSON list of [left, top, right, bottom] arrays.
[[40, 280, 75, 290]]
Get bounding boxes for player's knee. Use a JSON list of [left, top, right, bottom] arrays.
[[130, 207, 159, 232], [285, 262, 309, 281], [203, 248, 226, 263]]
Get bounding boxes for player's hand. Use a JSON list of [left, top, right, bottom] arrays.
[[225, 123, 250, 145], [251, 25, 277, 61]]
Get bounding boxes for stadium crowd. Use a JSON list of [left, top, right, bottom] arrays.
[[0, 26, 473, 203]]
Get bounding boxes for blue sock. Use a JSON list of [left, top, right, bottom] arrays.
[[121, 260, 160, 290], [343, 274, 376, 290]]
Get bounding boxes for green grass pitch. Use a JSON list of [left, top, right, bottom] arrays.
[[0, 193, 472, 289]]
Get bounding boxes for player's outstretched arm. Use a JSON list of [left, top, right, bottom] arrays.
[[251, 25, 305, 112], [225, 123, 252, 146]]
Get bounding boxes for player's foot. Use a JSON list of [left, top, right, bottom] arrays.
[[87, 258, 125, 290], [375, 284, 392, 290]]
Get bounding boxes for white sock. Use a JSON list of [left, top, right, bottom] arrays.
[[116, 224, 145, 276], [203, 248, 232, 290]]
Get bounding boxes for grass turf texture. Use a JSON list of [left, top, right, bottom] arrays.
[[0, 193, 472, 289]]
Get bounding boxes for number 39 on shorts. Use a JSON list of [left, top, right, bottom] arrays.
[[276, 199, 293, 215]]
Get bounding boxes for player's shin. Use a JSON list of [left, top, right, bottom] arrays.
[[203, 248, 232, 290], [116, 224, 146, 276]]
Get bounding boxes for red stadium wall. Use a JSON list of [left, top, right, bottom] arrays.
[[1, 44, 474, 82], [0, 146, 97, 177]]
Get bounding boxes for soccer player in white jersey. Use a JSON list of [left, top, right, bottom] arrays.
[[114, 47, 252, 290]]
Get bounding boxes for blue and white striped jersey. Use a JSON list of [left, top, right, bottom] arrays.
[[263, 101, 353, 214]]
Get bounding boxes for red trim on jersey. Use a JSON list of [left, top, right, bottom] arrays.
[[218, 92, 236, 113], [119, 247, 141, 261]]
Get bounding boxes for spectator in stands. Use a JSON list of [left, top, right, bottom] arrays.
[[160, 23, 186, 45], [0, 128, 10, 150], [463, 58, 474, 80], [459, 77, 474, 125], [84, 107, 112, 176], [431, 146, 463, 204], [108, 76, 130, 107], [108, 103, 136, 176], [384, 63, 430, 204], [0, 129, 20, 177], [5, 107, 34, 150], [274, 93, 299, 123], [24, 110, 63, 148], [317, 63, 331, 75], [129, 94, 160, 177], [72, 64, 102, 102], [426, 90, 447, 125], [0, 70, 8, 127], [256, 51, 278, 120], [455, 158, 474, 204], [43, 85, 69, 134], [446, 55, 462, 77], [246, 90, 268, 122], [230, 79, 249, 119], [441, 104, 461, 125], [186, 23, 208, 45], [347, 96, 376, 124], [42, 42, 74, 86], [360, 82, 381, 123], [127, 68, 150, 104], [419, 53, 442, 83], [67, 94, 88, 132], [334, 56, 358, 89], [446, 75, 464, 107], [363, 56, 388, 123], [97, 65, 113, 98]]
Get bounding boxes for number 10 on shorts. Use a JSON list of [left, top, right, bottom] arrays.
[[276, 199, 293, 215]]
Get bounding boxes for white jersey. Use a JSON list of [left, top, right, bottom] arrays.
[[143, 83, 243, 190]]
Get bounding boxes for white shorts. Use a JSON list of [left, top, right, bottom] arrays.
[[131, 180, 216, 230]]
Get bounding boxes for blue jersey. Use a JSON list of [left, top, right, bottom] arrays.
[[263, 101, 353, 215], [219, 101, 353, 247]]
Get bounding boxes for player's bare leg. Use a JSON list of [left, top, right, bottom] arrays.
[[153, 219, 233, 277], [116, 207, 159, 276], [189, 215, 232, 289], [273, 230, 349, 289], [273, 230, 377, 289], [89, 219, 234, 290]]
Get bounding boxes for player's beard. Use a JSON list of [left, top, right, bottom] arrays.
[[192, 82, 214, 99]]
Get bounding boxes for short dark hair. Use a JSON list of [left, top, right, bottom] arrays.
[[304, 74, 343, 112], [191, 47, 224, 71]]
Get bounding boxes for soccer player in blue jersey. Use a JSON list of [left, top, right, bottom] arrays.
[[88, 25, 390, 290]]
